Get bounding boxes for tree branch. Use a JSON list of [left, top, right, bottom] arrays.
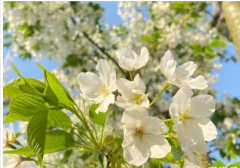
[[81, 31, 125, 74]]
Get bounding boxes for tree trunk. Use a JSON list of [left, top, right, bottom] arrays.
[[222, 2, 240, 59]]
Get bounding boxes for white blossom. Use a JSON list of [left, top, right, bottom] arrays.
[[169, 87, 217, 151], [160, 50, 208, 90], [3, 124, 16, 148], [116, 74, 149, 109], [116, 47, 149, 71], [121, 107, 171, 166], [77, 59, 116, 113], [3, 154, 22, 168]]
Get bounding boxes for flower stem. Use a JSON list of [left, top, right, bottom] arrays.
[[149, 82, 170, 107]]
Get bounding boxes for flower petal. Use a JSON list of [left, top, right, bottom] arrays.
[[96, 59, 116, 91], [172, 87, 192, 112], [160, 50, 177, 79], [175, 61, 197, 79], [146, 134, 171, 158], [142, 117, 168, 135], [77, 72, 102, 101], [117, 47, 137, 71], [187, 141, 209, 154], [117, 78, 132, 99], [195, 118, 217, 141], [185, 75, 208, 90], [121, 108, 148, 125], [191, 94, 215, 118], [133, 74, 146, 92], [96, 93, 115, 113], [122, 139, 149, 166], [135, 47, 149, 70]]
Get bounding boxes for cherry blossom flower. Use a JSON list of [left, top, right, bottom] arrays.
[[169, 87, 217, 150], [77, 59, 116, 113], [116, 47, 149, 71], [121, 107, 171, 166], [115, 74, 149, 110], [3, 124, 16, 148], [159, 50, 208, 90]]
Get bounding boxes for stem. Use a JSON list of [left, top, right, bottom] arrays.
[[149, 83, 170, 107], [129, 70, 134, 81], [100, 124, 106, 147]]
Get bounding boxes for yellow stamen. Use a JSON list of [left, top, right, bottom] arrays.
[[132, 94, 142, 104], [134, 126, 145, 138], [179, 113, 192, 123], [99, 85, 109, 96]]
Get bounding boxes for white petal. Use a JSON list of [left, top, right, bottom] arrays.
[[77, 72, 102, 100], [122, 139, 149, 166], [174, 124, 197, 150], [160, 50, 177, 79], [115, 96, 132, 109], [96, 59, 116, 91], [195, 118, 217, 141], [185, 75, 208, 90], [175, 61, 197, 80], [121, 108, 148, 125], [169, 103, 180, 122], [135, 47, 149, 70], [117, 47, 137, 71], [142, 117, 168, 135], [117, 78, 132, 99], [133, 74, 146, 92], [191, 94, 215, 118], [187, 141, 209, 154], [146, 134, 171, 158], [139, 94, 150, 108], [96, 94, 115, 113], [172, 87, 192, 112]]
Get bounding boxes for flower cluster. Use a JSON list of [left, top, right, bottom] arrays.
[[77, 47, 217, 166]]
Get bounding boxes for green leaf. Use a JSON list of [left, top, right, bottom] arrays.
[[11, 65, 43, 97], [3, 146, 34, 157], [3, 42, 11, 48], [210, 39, 228, 48], [47, 110, 72, 129], [89, 104, 107, 126], [4, 130, 75, 156], [37, 64, 74, 108], [44, 130, 75, 154], [160, 138, 183, 166], [4, 94, 47, 123], [228, 162, 240, 168], [27, 110, 48, 165], [43, 70, 59, 106], [164, 119, 174, 133], [3, 78, 45, 98], [212, 160, 225, 167]]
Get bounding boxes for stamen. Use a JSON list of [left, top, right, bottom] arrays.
[[132, 94, 142, 104], [99, 85, 109, 96], [134, 126, 145, 138]]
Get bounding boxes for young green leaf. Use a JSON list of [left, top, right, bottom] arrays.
[[37, 64, 74, 108], [11, 65, 44, 97], [44, 130, 75, 154], [47, 110, 72, 129], [4, 94, 47, 123], [89, 104, 107, 126], [27, 110, 48, 165]]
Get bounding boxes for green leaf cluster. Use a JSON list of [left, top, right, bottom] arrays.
[[3, 64, 76, 166]]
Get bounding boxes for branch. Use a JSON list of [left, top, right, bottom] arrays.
[[81, 31, 125, 74]]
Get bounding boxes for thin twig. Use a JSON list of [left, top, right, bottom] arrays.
[[81, 31, 125, 74]]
